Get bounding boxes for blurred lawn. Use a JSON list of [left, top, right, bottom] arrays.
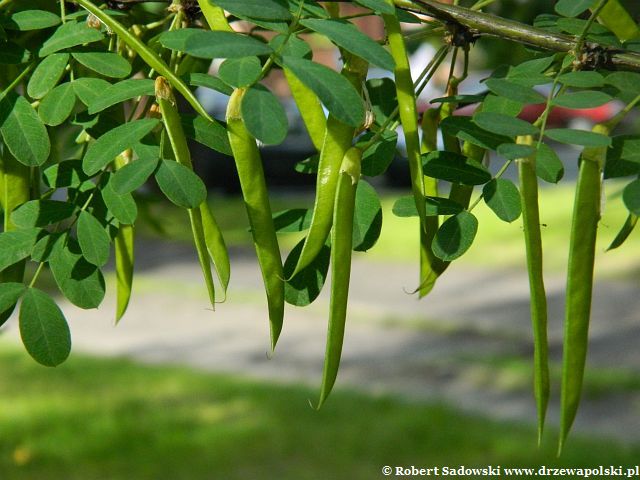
[[0, 343, 639, 480], [373, 181, 640, 279], [141, 180, 640, 279]]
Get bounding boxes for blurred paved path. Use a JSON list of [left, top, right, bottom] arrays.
[[3, 240, 640, 442]]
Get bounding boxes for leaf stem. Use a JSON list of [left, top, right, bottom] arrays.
[[28, 262, 45, 289], [257, 0, 305, 83], [468, 159, 513, 212], [574, 0, 609, 55], [0, 63, 35, 102], [471, 0, 497, 10]]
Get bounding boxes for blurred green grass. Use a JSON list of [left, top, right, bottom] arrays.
[[371, 181, 640, 278], [141, 180, 640, 279], [1, 343, 639, 480]]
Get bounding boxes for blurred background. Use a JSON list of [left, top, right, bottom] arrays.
[[1, 1, 640, 478]]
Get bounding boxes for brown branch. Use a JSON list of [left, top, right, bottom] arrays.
[[393, 0, 640, 72]]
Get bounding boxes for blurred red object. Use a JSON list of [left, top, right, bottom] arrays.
[[519, 103, 616, 126], [430, 101, 619, 128]]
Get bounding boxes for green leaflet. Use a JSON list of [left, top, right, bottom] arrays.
[[552, 91, 612, 109], [38, 82, 76, 126], [155, 159, 206, 209], [440, 116, 511, 151], [473, 112, 539, 137], [508, 55, 555, 79], [180, 114, 232, 156], [88, 79, 155, 115], [31, 232, 62, 263], [185, 73, 233, 95], [484, 78, 545, 105], [536, 143, 565, 183], [211, 0, 292, 21], [545, 128, 611, 147], [482, 94, 523, 115], [366, 77, 397, 127], [101, 177, 138, 225], [218, 57, 262, 88], [241, 85, 288, 146], [555, 0, 594, 18], [357, 130, 397, 177], [27, 53, 69, 99], [352, 180, 382, 252], [0, 282, 26, 327], [557, 19, 613, 39], [392, 195, 463, 217], [39, 21, 104, 57], [49, 234, 106, 309], [353, 0, 395, 14], [272, 208, 312, 232], [3, 10, 60, 31], [284, 237, 330, 307], [72, 77, 112, 106], [111, 154, 159, 194], [280, 56, 365, 128], [72, 52, 132, 79], [483, 179, 522, 223], [83, 119, 159, 176], [432, 211, 478, 262], [300, 18, 394, 71], [11, 200, 75, 228], [623, 178, 640, 215], [270, 34, 312, 59], [496, 143, 536, 160], [19, 287, 71, 367], [0, 94, 50, 167], [160, 29, 273, 59], [607, 213, 637, 251], [422, 151, 492, 186], [605, 135, 640, 179], [605, 72, 640, 98], [557, 71, 604, 88], [77, 210, 111, 267], [0, 228, 40, 272], [288, 0, 327, 19]]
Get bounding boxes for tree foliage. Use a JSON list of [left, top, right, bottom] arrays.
[[1, 0, 640, 452]]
